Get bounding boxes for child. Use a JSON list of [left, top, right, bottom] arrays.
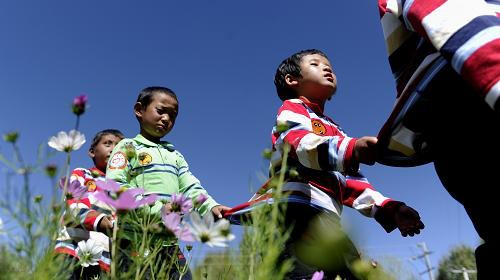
[[106, 86, 230, 277], [55, 129, 124, 279], [270, 49, 425, 279]]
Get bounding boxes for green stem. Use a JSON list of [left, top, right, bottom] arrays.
[[75, 115, 80, 131], [111, 214, 119, 279], [60, 152, 71, 204]]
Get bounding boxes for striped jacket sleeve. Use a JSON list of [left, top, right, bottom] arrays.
[[272, 100, 358, 173], [67, 169, 107, 231], [344, 172, 406, 232], [380, 0, 500, 111], [176, 150, 218, 216]]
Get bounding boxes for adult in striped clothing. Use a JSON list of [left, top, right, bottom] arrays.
[[55, 129, 124, 279], [376, 0, 500, 278], [269, 49, 424, 279]]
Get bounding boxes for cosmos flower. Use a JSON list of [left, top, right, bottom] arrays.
[[72, 94, 88, 116], [188, 212, 232, 247], [310, 271, 324, 280], [213, 218, 235, 242], [170, 193, 193, 214], [48, 130, 85, 153], [193, 193, 208, 209], [76, 239, 103, 267], [94, 180, 157, 210], [161, 209, 194, 242], [59, 177, 87, 199]]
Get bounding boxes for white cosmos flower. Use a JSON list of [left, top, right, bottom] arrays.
[[214, 218, 235, 242], [188, 212, 230, 247], [76, 239, 103, 267], [48, 130, 86, 152]]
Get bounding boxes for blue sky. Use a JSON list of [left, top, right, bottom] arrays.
[[0, 0, 478, 276]]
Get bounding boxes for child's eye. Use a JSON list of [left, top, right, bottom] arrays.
[[311, 63, 318, 66]]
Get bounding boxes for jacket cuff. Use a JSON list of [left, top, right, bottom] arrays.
[[374, 200, 405, 233], [343, 138, 359, 173], [199, 197, 219, 216]]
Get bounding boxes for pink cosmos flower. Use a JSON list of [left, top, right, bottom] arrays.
[[161, 208, 195, 242], [193, 193, 208, 209], [310, 271, 324, 280], [59, 177, 86, 199], [94, 180, 157, 210], [72, 94, 88, 116], [170, 193, 193, 214]]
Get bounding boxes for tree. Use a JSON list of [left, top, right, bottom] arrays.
[[437, 244, 476, 280]]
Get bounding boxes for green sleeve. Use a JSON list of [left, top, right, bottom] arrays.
[[106, 139, 136, 188], [176, 151, 218, 216]]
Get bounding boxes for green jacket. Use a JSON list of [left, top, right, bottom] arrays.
[[106, 134, 218, 215]]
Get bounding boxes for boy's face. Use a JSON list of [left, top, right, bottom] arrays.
[[290, 54, 337, 102], [89, 134, 122, 171], [136, 93, 178, 141]]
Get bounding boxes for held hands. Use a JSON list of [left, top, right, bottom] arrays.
[[211, 205, 231, 219], [354, 136, 378, 165], [98, 216, 114, 233], [394, 205, 425, 237]]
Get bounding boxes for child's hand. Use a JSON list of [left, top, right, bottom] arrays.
[[211, 205, 231, 219], [98, 216, 114, 232], [394, 205, 425, 237], [354, 136, 378, 165]]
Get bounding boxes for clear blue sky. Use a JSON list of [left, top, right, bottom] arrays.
[[0, 0, 478, 277]]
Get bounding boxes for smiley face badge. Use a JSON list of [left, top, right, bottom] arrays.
[[311, 119, 326, 135]]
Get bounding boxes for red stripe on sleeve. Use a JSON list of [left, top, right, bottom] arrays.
[[278, 100, 309, 118], [378, 0, 388, 17], [406, 0, 446, 40], [283, 129, 311, 152], [342, 179, 375, 207], [460, 39, 500, 98]]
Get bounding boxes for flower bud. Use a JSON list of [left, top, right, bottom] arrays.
[[3, 131, 19, 143], [72, 94, 88, 116]]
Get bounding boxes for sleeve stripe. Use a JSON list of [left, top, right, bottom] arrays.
[[337, 137, 352, 172], [425, 0, 493, 50], [486, 80, 500, 108], [277, 110, 313, 129], [448, 20, 500, 72]]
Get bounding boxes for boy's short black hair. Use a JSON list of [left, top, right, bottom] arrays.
[[137, 86, 178, 108], [89, 129, 124, 152], [274, 49, 329, 101]]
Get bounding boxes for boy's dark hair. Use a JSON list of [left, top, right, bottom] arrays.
[[136, 86, 178, 108], [89, 129, 124, 152], [274, 49, 329, 101]]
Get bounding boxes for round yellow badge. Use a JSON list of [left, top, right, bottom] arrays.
[[311, 119, 326, 135], [138, 152, 152, 165]]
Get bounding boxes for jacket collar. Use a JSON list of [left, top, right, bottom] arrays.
[[133, 134, 175, 151], [299, 96, 324, 115]]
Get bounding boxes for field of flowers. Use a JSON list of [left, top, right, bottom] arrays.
[[0, 95, 391, 280]]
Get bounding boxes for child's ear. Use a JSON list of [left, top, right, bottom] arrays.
[[134, 102, 144, 119], [88, 148, 95, 159], [285, 74, 299, 88]]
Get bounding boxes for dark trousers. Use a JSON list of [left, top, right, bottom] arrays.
[[281, 203, 361, 280], [117, 242, 192, 280], [413, 66, 500, 279]]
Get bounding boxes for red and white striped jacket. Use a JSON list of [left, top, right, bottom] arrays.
[[269, 97, 401, 231], [54, 167, 114, 272], [377, 0, 500, 166]]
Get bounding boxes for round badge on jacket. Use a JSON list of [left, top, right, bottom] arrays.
[[311, 119, 326, 135], [138, 152, 152, 165]]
